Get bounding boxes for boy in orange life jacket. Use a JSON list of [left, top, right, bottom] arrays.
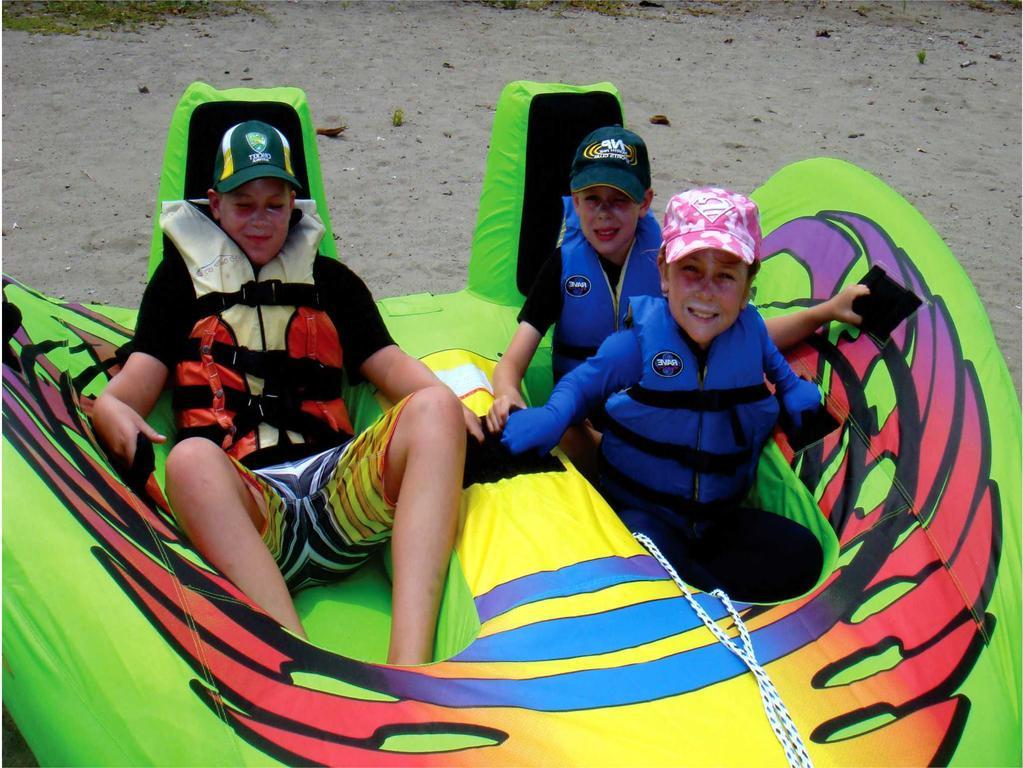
[[485, 127, 868, 479], [92, 120, 483, 665], [503, 188, 830, 602]]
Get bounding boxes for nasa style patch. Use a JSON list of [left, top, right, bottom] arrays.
[[565, 275, 591, 297], [651, 350, 683, 377]]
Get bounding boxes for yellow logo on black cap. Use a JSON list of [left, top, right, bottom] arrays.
[[582, 138, 637, 165]]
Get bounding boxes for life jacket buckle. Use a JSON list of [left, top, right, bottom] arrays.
[[239, 282, 255, 306], [258, 392, 280, 419]]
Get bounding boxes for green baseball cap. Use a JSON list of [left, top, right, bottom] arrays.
[[569, 126, 650, 203], [212, 120, 302, 193]]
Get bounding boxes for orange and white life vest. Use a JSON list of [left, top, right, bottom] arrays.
[[161, 200, 352, 466]]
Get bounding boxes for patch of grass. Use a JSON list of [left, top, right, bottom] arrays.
[[967, 0, 1022, 9], [391, 108, 405, 127], [2, 1, 256, 35], [917, 48, 926, 64], [563, 0, 629, 13], [474, 0, 630, 15], [476, 0, 547, 9]]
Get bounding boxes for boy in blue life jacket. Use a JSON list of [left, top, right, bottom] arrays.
[[93, 120, 483, 665], [502, 187, 830, 602], [486, 127, 867, 480], [486, 126, 660, 470]]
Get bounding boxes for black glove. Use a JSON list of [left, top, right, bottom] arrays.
[[853, 265, 923, 340]]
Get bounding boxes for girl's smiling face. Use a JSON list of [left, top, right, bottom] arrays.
[[659, 248, 752, 349], [208, 177, 296, 268]]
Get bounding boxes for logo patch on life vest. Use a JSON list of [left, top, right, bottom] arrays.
[[565, 275, 591, 297], [652, 350, 683, 377]]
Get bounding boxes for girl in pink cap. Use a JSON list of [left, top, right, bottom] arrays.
[[485, 129, 867, 485], [502, 187, 832, 602]]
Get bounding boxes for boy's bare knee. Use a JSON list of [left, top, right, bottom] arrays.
[[406, 385, 463, 427], [166, 437, 226, 486]]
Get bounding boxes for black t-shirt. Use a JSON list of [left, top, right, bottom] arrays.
[[517, 248, 624, 335], [134, 250, 394, 382]]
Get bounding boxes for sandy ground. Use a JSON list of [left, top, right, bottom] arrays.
[[2, 1, 1020, 764]]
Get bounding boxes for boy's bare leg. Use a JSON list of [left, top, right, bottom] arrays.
[[383, 386, 466, 666], [165, 437, 305, 638]]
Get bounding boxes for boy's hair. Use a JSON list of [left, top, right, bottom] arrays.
[[213, 120, 302, 193], [662, 188, 761, 267], [570, 126, 651, 204]]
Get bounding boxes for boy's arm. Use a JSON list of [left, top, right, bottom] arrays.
[[485, 251, 562, 434], [360, 345, 485, 442], [764, 283, 869, 351], [502, 330, 641, 456], [486, 322, 543, 434], [92, 352, 169, 465]]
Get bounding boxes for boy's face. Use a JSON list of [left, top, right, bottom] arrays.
[[571, 185, 654, 266], [659, 248, 751, 349], [208, 177, 296, 267]]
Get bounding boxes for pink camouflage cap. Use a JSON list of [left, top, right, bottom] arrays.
[[661, 187, 762, 265]]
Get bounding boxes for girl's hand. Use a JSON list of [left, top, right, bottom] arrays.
[[501, 406, 563, 456], [485, 392, 527, 435], [822, 283, 870, 326]]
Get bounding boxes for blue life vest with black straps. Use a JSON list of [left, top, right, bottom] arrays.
[[551, 196, 662, 381], [601, 296, 780, 514]]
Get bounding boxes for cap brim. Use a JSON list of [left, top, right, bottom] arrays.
[[214, 164, 302, 193], [663, 232, 756, 265], [570, 165, 646, 203]]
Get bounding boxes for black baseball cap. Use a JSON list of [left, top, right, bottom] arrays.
[[569, 126, 651, 203]]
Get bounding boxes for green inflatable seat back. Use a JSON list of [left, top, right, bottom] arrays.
[[467, 81, 623, 307]]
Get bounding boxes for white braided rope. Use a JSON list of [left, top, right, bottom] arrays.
[[634, 532, 813, 768]]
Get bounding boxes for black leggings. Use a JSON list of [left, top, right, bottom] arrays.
[[618, 505, 824, 604]]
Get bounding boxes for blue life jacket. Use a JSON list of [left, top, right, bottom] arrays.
[[601, 296, 780, 515], [551, 196, 662, 382]]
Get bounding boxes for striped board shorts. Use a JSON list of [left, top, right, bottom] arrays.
[[234, 397, 409, 592]]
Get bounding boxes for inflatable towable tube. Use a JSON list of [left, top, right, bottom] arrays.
[[3, 81, 1020, 766]]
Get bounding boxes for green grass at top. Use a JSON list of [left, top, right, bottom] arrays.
[[474, 0, 632, 16], [1, 1, 258, 35]]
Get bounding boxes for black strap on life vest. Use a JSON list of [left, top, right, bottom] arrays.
[[172, 380, 338, 410], [229, 388, 343, 446], [599, 454, 748, 515], [178, 339, 344, 393], [603, 416, 751, 475], [626, 382, 770, 411], [192, 279, 323, 319], [174, 385, 347, 447], [552, 338, 599, 362]]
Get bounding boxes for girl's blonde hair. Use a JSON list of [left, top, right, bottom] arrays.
[[657, 244, 760, 282]]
